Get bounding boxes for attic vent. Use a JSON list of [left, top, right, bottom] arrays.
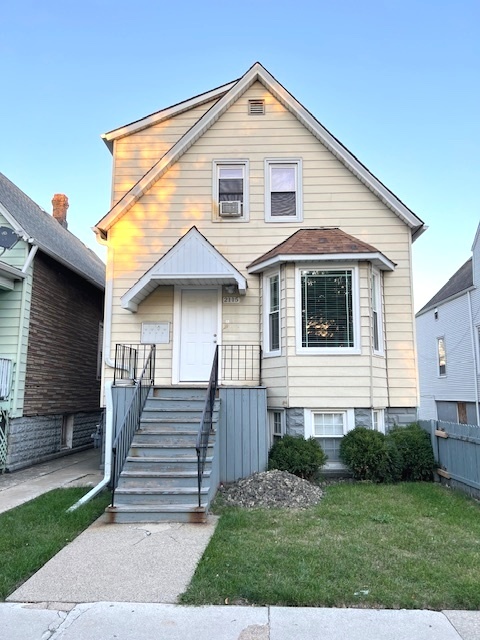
[[248, 99, 265, 115]]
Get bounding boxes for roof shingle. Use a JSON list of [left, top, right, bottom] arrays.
[[0, 172, 105, 289]]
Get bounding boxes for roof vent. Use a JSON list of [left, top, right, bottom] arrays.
[[248, 99, 265, 115]]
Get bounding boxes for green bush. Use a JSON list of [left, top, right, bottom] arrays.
[[268, 435, 327, 481], [339, 427, 402, 483], [388, 422, 435, 481]]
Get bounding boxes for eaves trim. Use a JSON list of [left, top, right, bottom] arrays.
[[248, 251, 396, 273]]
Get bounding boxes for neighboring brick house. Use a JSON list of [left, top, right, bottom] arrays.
[[0, 173, 105, 470]]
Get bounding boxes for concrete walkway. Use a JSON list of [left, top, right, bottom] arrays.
[[0, 449, 103, 513], [1, 450, 480, 639]]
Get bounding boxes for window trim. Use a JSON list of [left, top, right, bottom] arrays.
[[437, 336, 446, 377], [212, 159, 249, 222], [371, 269, 384, 355], [295, 264, 361, 355], [269, 408, 286, 445], [263, 270, 281, 356], [264, 158, 303, 222], [372, 409, 385, 433]]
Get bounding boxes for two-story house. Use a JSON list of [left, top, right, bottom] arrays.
[[0, 172, 105, 471], [94, 63, 425, 522], [416, 223, 480, 425]]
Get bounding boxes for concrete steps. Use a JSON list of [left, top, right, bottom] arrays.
[[107, 387, 218, 524]]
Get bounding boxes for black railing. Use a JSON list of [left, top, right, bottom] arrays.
[[220, 344, 262, 385], [111, 345, 156, 506], [196, 346, 219, 508], [113, 344, 157, 384]]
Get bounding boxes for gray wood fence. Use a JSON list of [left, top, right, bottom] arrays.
[[217, 387, 268, 484], [420, 419, 480, 499]]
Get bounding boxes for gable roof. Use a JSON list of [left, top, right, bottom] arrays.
[[102, 80, 237, 151], [94, 62, 426, 239], [416, 258, 473, 316], [247, 228, 396, 273], [0, 172, 105, 290], [121, 226, 247, 312]]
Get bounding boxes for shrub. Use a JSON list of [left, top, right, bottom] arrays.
[[268, 435, 327, 481], [388, 422, 435, 481], [339, 427, 402, 483]]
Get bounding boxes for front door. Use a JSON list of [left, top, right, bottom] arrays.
[[179, 289, 218, 382]]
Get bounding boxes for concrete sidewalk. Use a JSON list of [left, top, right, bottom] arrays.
[[0, 449, 103, 513], [1, 602, 480, 640]]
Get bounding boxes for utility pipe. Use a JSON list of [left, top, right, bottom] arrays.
[[467, 291, 480, 425]]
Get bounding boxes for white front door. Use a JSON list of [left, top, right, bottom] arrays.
[[179, 289, 218, 382]]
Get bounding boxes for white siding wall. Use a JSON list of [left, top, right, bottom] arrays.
[[106, 82, 418, 410], [416, 293, 476, 420]]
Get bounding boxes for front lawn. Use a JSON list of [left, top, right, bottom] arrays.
[[0, 487, 110, 600], [181, 482, 480, 609]]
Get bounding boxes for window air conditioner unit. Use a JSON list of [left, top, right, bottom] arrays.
[[219, 201, 242, 217]]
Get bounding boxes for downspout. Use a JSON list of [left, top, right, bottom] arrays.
[[368, 263, 374, 412], [12, 243, 38, 414], [68, 381, 113, 510], [69, 235, 117, 510], [467, 291, 480, 425]]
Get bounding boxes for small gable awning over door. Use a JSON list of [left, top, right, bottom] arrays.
[[121, 226, 247, 312]]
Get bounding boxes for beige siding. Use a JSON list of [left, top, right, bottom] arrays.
[[112, 99, 218, 204], [106, 82, 418, 409]]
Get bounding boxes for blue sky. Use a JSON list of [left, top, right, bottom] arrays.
[[1, 0, 478, 311]]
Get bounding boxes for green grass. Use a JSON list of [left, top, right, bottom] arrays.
[[0, 487, 110, 600], [181, 483, 480, 609]]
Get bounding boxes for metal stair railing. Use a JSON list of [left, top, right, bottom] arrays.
[[111, 344, 156, 506], [196, 345, 219, 508]]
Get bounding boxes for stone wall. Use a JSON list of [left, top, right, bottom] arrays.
[[5, 409, 103, 471], [385, 407, 418, 430]]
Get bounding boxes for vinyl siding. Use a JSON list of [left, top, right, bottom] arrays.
[[106, 82, 417, 409], [0, 215, 32, 416], [416, 293, 476, 420]]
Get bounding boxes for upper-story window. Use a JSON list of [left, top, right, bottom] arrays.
[[265, 159, 302, 222], [296, 266, 360, 354], [213, 160, 249, 221]]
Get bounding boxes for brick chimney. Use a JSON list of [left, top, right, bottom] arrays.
[[52, 194, 69, 229]]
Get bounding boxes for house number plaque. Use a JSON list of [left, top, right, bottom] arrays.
[[223, 296, 240, 304]]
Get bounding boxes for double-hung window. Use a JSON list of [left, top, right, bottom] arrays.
[[306, 409, 354, 463], [297, 267, 359, 353], [213, 160, 249, 221], [265, 159, 302, 221], [264, 271, 280, 355]]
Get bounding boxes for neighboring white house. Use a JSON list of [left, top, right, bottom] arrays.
[[95, 62, 426, 468], [416, 223, 480, 425]]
